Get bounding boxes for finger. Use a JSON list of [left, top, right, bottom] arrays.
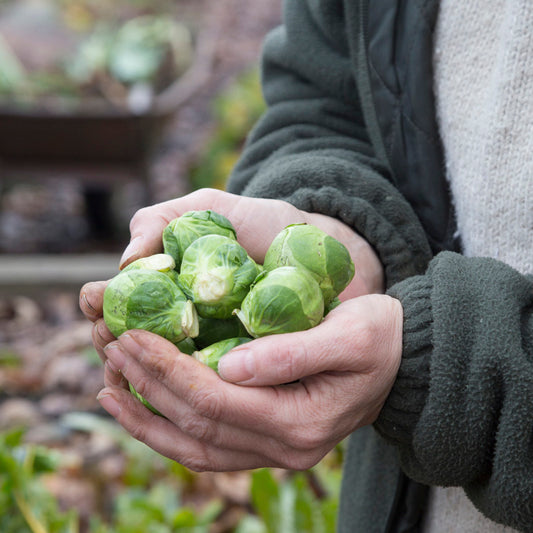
[[119, 189, 236, 268], [96, 385, 279, 472], [103, 359, 128, 389], [217, 309, 355, 387], [103, 333, 273, 435], [120, 188, 307, 267], [79, 280, 108, 321], [218, 296, 402, 386], [104, 330, 353, 461], [92, 318, 116, 363], [103, 358, 313, 465], [105, 330, 327, 445]]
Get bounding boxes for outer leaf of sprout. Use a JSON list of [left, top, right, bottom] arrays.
[[263, 223, 355, 305], [234, 266, 324, 338], [175, 336, 197, 355], [193, 337, 252, 372], [162, 210, 237, 268], [103, 269, 198, 343], [121, 253, 176, 273], [194, 316, 251, 350], [178, 234, 260, 319]]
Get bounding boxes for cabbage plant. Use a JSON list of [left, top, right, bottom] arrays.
[[263, 223, 355, 305], [234, 266, 324, 338], [103, 269, 198, 343], [178, 234, 260, 319], [162, 210, 237, 268]]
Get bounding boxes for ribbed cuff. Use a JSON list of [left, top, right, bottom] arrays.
[[375, 274, 434, 445]]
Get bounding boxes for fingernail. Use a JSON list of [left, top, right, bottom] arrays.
[[81, 293, 96, 313], [120, 236, 143, 268], [97, 390, 121, 417], [218, 349, 255, 383], [103, 343, 126, 370]]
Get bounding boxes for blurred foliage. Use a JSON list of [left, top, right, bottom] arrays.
[[0, 428, 79, 533], [0, 0, 194, 108], [190, 68, 266, 191], [0, 414, 344, 532]]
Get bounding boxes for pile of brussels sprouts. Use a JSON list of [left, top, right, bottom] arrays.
[[103, 210, 354, 411]]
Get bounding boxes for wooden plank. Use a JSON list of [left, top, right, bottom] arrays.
[[0, 254, 121, 294]]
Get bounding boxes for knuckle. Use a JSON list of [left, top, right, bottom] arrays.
[[277, 449, 321, 471], [289, 428, 322, 452], [189, 387, 223, 421], [352, 318, 376, 353], [131, 375, 152, 400], [129, 206, 150, 230], [272, 346, 300, 383], [281, 420, 322, 452], [183, 456, 210, 473], [147, 355, 169, 383], [180, 446, 213, 473], [128, 419, 148, 443], [180, 413, 218, 443]]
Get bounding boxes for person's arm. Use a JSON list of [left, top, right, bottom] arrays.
[[378, 252, 533, 531], [226, 0, 432, 287]]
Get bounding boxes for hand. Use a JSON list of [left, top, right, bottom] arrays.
[[94, 294, 402, 472], [79, 188, 384, 361]]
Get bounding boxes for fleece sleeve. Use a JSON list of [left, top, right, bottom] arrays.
[[378, 252, 533, 531], [226, 0, 432, 287]]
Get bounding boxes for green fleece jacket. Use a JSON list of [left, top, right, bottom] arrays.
[[226, 1, 533, 531]]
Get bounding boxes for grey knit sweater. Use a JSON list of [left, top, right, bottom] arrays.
[[423, 1, 533, 531]]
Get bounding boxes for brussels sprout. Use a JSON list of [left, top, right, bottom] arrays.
[[193, 337, 252, 372], [175, 336, 197, 355], [121, 253, 176, 273], [234, 266, 324, 338], [325, 296, 342, 315], [263, 223, 355, 305], [178, 234, 260, 319], [129, 382, 162, 416], [162, 210, 237, 267], [194, 316, 251, 350], [103, 269, 199, 343]]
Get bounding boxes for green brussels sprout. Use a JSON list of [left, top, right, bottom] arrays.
[[234, 266, 324, 338], [175, 336, 197, 355], [129, 382, 162, 416], [162, 210, 237, 267], [325, 296, 342, 315], [194, 316, 251, 350], [178, 234, 260, 319], [103, 269, 199, 343], [263, 223, 355, 305], [193, 337, 252, 372]]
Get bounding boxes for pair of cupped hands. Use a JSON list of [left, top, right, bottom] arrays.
[[80, 189, 403, 472]]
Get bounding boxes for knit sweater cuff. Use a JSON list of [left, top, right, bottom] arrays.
[[375, 274, 434, 445]]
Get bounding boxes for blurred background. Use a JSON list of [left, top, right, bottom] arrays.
[[0, 1, 344, 532]]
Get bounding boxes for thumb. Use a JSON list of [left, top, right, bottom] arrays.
[[218, 295, 403, 386], [217, 305, 360, 386]]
